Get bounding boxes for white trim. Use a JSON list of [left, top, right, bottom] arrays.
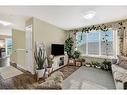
[[13, 49, 26, 52], [86, 33, 88, 55], [15, 49, 26, 51], [81, 54, 117, 59]]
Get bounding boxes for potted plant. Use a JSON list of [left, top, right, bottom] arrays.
[[95, 62, 101, 69], [64, 37, 74, 58], [91, 61, 101, 68], [34, 45, 46, 79], [73, 50, 81, 59], [101, 60, 111, 71], [73, 50, 82, 66], [91, 61, 97, 68], [47, 55, 54, 74]]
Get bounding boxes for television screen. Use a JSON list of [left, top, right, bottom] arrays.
[[51, 44, 64, 56]]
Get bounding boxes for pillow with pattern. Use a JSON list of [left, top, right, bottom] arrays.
[[117, 55, 127, 70]]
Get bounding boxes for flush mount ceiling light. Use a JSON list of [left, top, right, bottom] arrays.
[[83, 11, 96, 20], [0, 20, 12, 26]]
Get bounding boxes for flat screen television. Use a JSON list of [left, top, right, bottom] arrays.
[[51, 44, 64, 56]]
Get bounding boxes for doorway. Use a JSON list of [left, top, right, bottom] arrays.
[[25, 25, 34, 74]]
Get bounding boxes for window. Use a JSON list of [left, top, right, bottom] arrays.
[[87, 31, 99, 55], [5, 38, 12, 55], [76, 32, 86, 54], [101, 30, 113, 56], [76, 29, 116, 57]]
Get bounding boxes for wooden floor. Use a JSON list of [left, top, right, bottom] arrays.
[[0, 66, 80, 89]]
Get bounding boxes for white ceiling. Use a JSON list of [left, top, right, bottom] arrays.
[[0, 6, 127, 30]]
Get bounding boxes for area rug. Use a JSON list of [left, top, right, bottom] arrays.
[[0, 66, 23, 80], [81, 80, 107, 89], [63, 66, 115, 89], [68, 79, 107, 89]]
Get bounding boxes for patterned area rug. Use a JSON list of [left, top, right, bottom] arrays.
[[58, 66, 80, 80]]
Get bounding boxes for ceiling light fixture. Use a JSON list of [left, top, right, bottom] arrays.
[[0, 20, 12, 26], [83, 11, 96, 20]]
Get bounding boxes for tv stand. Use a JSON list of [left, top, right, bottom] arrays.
[[52, 55, 68, 71]]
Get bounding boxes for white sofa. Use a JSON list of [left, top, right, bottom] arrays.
[[111, 55, 127, 89], [111, 64, 127, 89]]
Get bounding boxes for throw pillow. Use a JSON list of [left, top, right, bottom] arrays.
[[117, 55, 127, 70]]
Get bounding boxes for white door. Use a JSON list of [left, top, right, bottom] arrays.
[[25, 25, 34, 74]]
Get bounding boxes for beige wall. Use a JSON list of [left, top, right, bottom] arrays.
[[11, 29, 25, 63], [25, 17, 67, 74], [33, 18, 67, 55]]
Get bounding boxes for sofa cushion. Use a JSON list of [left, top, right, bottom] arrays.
[[114, 71, 126, 82]]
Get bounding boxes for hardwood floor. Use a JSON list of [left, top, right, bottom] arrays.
[[0, 66, 80, 89]]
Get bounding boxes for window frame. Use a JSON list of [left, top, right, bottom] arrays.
[[76, 29, 118, 59]]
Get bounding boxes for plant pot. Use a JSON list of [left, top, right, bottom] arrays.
[[85, 64, 91, 67], [47, 67, 53, 74], [92, 65, 95, 68], [96, 66, 101, 69], [36, 69, 45, 79]]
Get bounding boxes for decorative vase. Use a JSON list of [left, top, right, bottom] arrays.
[[47, 67, 53, 74]]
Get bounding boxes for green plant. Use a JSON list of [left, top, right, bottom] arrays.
[[91, 61, 96, 66], [73, 50, 81, 59], [101, 60, 111, 71], [95, 62, 101, 67], [34, 46, 46, 70], [91, 61, 101, 67], [64, 37, 74, 58]]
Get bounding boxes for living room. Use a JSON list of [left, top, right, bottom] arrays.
[[0, 5, 127, 93]]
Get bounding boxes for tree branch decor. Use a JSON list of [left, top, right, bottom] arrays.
[[69, 19, 127, 55]]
